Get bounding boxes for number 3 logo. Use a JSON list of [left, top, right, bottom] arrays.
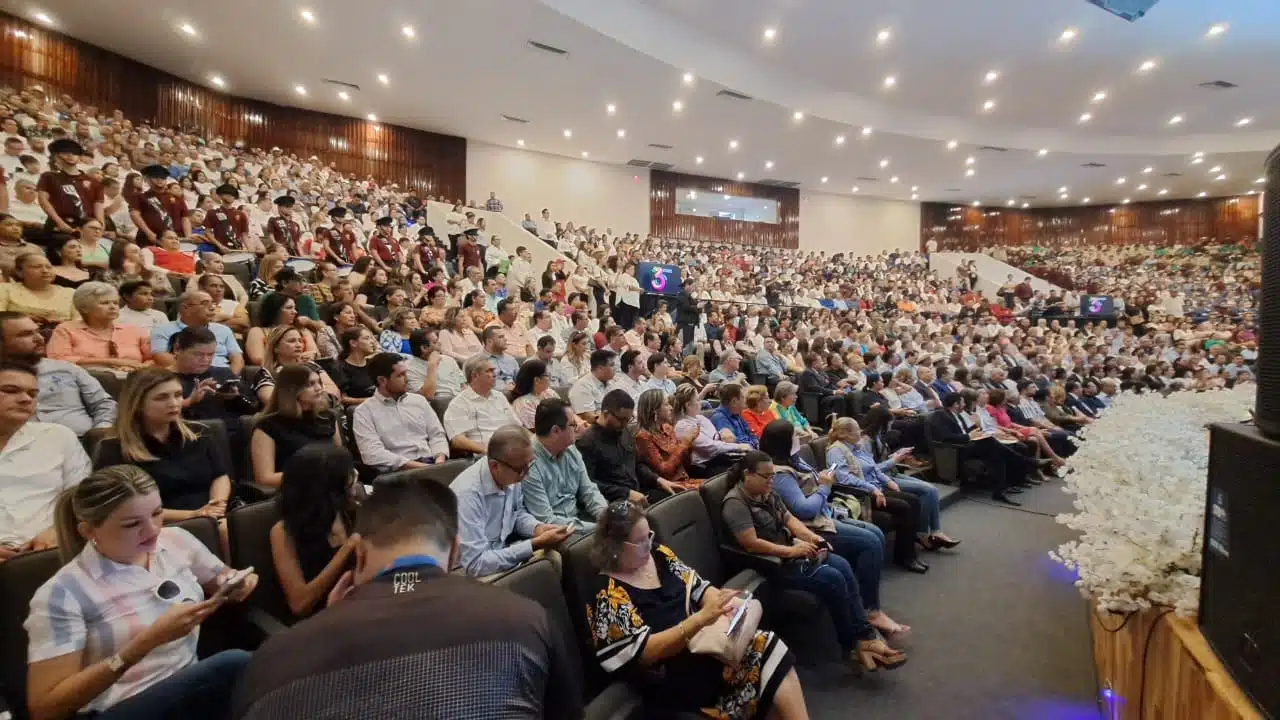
[[650, 266, 669, 292]]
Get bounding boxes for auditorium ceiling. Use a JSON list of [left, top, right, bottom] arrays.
[[6, 0, 1277, 207]]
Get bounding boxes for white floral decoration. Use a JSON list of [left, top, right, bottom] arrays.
[[1051, 387, 1254, 616]]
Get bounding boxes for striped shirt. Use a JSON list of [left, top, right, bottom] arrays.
[[1018, 398, 1047, 422], [25, 527, 226, 712]]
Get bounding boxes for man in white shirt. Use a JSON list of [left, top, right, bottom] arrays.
[[508, 246, 534, 300], [405, 329, 464, 400], [642, 353, 678, 396], [535, 208, 556, 240], [607, 350, 646, 402], [352, 353, 450, 472], [568, 349, 616, 423], [443, 355, 521, 456], [0, 361, 92, 557], [0, 136, 26, 177]]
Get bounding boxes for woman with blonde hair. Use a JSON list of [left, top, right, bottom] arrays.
[[47, 281, 152, 372], [250, 364, 341, 487], [740, 384, 778, 440], [249, 251, 285, 301], [251, 325, 342, 405], [377, 306, 418, 355], [551, 330, 591, 387], [93, 368, 233, 523], [25, 465, 255, 720], [633, 389, 701, 492]]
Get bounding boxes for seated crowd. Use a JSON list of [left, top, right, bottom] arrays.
[[0, 83, 1258, 720]]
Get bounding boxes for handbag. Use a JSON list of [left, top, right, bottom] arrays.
[[683, 575, 763, 668]]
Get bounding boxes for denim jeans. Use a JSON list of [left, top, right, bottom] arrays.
[[893, 474, 942, 534], [771, 556, 875, 653], [91, 650, 251, 720], [823, 519, 885, 612]]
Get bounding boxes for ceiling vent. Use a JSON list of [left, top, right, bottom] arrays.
[[758, 179, 801, 188], [1081, 162, 1108, 168], [626, 159, 674, 170], [1161, 172, 1183, 177], [1018, 195, 1038, 200], [945, 188, 963, 192], [716, 89, 754, 101], [321, 78, 361, 91], [978, 145, 1009, 152], [527, 40, 569, 56], [500, 114, 530, 124], [1198, 80, 1238, 90], [647, 143, 674, 150], [856, 176, 879, 182]]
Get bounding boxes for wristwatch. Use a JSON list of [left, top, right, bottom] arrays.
[[104, 653, 132, 674]]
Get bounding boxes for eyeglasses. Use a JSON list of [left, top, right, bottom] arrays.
[[494, 457, 532, 478], [748, 469, 776, 480], [624, 530, 655, 549]]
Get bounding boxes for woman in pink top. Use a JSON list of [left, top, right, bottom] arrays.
[[436, 307, 483, 363], [986, 388, 1066, 470], [47, 281, 152, 372]]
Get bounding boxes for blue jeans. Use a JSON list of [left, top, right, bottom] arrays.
[[823, 519, 885, 612], [771, 556, 874, 653], [92, 650, 251, 720], [893, 475, 942, 534]]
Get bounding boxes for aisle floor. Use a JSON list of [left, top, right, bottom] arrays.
[[798, 483, 1101, 720]]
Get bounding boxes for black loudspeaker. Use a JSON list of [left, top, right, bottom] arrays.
[[1254, 145, 1280, 438], [1199, 422, 1280, 719]]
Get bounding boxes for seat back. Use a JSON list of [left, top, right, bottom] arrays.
[[226, 500, 294, 624], [810, 436, 830, 464], [174, 515, 223, 559], [560, 532, 611, 698], [647, 490, 726, 586], [429, 395, 451, 422], [0, 549, 62, 720], [798, 393, 822, 427], [741, 356, 758, 385], [696, 474, 734, 547], [373, 459, 473, 489], [193, 419, 236, 484], [491, 559, 586, 688], [795, 443, 817, 470], [87, 368, 125, 399]]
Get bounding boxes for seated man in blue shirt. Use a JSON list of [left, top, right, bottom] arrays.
[[522, 398, 608, 533], [707, 351, 746, 386], [481, 325, 519, 393], [450, 425, 574, 578], [710, 383, 759, 449], [754, 338, 788, 384], [150, 291, 244, 373]]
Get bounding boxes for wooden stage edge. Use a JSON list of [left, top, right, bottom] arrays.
[[1089, 602, 1266, 720]]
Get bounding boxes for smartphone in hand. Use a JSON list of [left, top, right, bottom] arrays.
[[212, 566, 254, 601]]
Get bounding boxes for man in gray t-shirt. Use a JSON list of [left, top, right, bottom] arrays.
[[721, 484, 793, 548]]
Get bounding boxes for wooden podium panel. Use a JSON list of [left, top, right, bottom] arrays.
[[1090, 605, 1265, 720]]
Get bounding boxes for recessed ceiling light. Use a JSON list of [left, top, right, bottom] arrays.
[[1091, 90, 1108, 103], [695, 156, 704, 164], [1059, 27, 1078, 43], [1193, 151, 1205, 158], [965, 168, 976, 178], [876, 28, 891, 44], [1214, 173, 1227, 181], [982, 99, 996, 112], [972, 200, 981, 207], [616, 129, 626, 138], [582, 151, 589, 158], [300, 8, 315, 23], [737, 172, 745, 180], [1006, 199, 1016, 207], [32, 10, 53, 25], [852, 186, 860, 193], [1059, 186, 1069, 193], [1137, 184, 1148, 191], [517, 139, 525, 147], [1209, 165, 1223, 173], [729, 139, 739, 150], [377, 73, 390, 85], [401, 25, 416, 39], [1038, 148, 1049, 157], [820, 176, 828, 183], [672, 100, 684, 112], [682, 72, 695, 85], [337, 90, 349, 101], [1206, 23, 1228, 37], [1142, 166, 1154, 174], [911, 185, 919, 192], [1079, 112, 1093, 123], [179, 22, 197, 36], [1158, 188, 1168, 196], [765, 160, 774, 169], [861, 127, 873, 137], [563, 129, 573, 138], [1235, 117, 1253, 127], [911, 194, 919, 200], [1248, 189, 1258, 195], [883, 75, 897, 88], [1060, 193, 1069, 200], [965, 156, 975, 165], [947, 140, 958, 150], [889, 176, 899, 183], [1021, 202, 1030, 208], [879, 158, 890, 168], [294, 84, 307, 95], [792, 111, 804, 121], [1083, 197, 1092, 203], [1122, 198, 1131, 204], [606, 104, 617, 115], [210, 75, 226, 88], [984, 70, 1000, 84], [763, 27, 777, 41], [367, 113, 378, 122], [1168, 114, 1184, 125], [1256, 177, 1267, 184], [1116, 177, 1127, 185], [1197, 191, 1208, 198], [835, 135, 847, 146], [1190, 157, 1204, 165], [1138, 59, 1158, 73]]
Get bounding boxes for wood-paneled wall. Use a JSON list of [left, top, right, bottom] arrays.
[[921, 195, 1260, 252], [650, 170, 799, 249], [0, 14, 466, 199]]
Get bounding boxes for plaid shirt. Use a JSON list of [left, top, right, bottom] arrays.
[[25, 527, 226, 712]]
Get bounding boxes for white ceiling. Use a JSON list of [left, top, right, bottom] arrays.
[[6, 0, 1277, 207]]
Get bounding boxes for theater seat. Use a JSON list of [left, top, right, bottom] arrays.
[[795, 443, 818, 471], [492, 558, 643, 720], [373, 458, 473, 488], [560, 532, 617, 700], [87, 368, 124, 399], [647, 489, 764, 595], [227, 500, 294, 627]]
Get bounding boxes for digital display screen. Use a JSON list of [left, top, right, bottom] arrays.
[[637, 262, 683, 295], [1080, 295, 1116, 316]]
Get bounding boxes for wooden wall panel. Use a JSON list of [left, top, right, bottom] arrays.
[[922, 195, 1260, 252], [0, 14, 465, 199], [650, 170, 799, 249]]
